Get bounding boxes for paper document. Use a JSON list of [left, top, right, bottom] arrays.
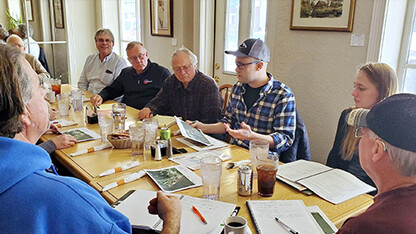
[[51, 119, 77, 128], [62, 127, 101, 142], [169, 150, 231, 170], [114, 190, 236, 234], [175, 116, 212, 146], [145, 165, 202, 192], [276, 160, 376, 204], [176, 134, 228, 151]]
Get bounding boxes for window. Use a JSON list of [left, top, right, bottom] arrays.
[[119, 0, 142, 62], [402, 10, 416, 93], [223, 0, 267, 73]]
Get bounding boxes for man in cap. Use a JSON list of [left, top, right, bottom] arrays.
[[190, 38, 296, 155], [338, 93, 416, 233]]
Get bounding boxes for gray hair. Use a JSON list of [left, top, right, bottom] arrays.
[[369, 131, 416, 177], [171, 47, 198, 66], [0, 44, 31, 137], [17, 24, 33, 39], [94, 28, 114, 42], [126, 41, 144, 51]]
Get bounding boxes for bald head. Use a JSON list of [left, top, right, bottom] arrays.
[[6, 35, 25, 53]]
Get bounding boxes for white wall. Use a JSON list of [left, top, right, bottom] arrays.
[[265, 0, 375, 163]]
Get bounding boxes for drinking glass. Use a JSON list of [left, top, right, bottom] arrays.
[[112, 103, 126, 133], [98, 110, 114, 142], [71, 89, 83, 111], [249, 140, 269, 177], [256, 154, 279, 197], [200, 154, 222, 200], [51, 79, 61, 95], [129, 124, 145, 156], [143, 118, 158, 148], [56, 93, 69, 116]]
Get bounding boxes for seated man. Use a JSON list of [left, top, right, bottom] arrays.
[[191, 39, 295, 155], [139, 47, 222, 123], [78, 28, 127, 95], [91, 41, 171, 109], [7, 34, 51, 83], [338, 94, 416, 233], [0, 44, 181, 233], [17, 23, 40, 59]]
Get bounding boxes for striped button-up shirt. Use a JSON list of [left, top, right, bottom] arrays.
[[220, 73, 296, 155]]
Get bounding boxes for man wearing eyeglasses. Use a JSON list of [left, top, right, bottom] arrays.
[[337, 94, 416, 233], [139, 47, 222, 123], [78, 29, 127, 97], [90, 41, 171, 109], [190, 38, 296, 155]]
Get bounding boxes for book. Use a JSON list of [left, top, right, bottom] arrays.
[[176, 134, 228, 151], [175, 116, 212, 146], [169, 150, 232, 170], [114, 190, 236, 234], [62, 127, 101, 142], [144, 165, 202, 192], [246, 200, 326, 234], [276, 160, 376, 204]]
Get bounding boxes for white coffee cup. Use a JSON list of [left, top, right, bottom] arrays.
[[224, 216, 250, 234]]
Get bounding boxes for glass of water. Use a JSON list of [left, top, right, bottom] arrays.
[[249, 140, 269, 177], [112, 103, 126, 133], [143, 118, 158, 148], [200, 153, 222, 200]]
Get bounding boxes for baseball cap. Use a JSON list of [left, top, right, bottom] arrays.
[[225, 38, 270, 63], [346, 93, 416, 153]]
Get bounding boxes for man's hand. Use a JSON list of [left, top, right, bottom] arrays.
[[50, 134, 77, 150], [148, 191, 181, 234], [139, 107, 154, 120], [49, 123, 62, 134], [186, 120, 204, 131], [224, 122, 253, 141], [90, 94, 103, 106]]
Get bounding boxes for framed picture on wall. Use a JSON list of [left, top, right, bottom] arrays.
[[25, 0, 33, 21], [290, 0, 356, 32], [150, 0, 173, 37], [53, 0, 64, 29]]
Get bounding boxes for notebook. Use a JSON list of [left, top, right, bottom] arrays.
[[246, 200, 327, 234], [114, 190, 236, 233], [276, 160, 376, 204]]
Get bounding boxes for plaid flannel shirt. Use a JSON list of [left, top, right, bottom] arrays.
[[220, 73, 296, 155]]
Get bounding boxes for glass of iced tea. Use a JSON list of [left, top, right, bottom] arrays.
[[51, 79, 61, 95], [256, 154, 279, 197]]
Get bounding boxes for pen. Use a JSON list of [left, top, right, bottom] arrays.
[[192, 206, 207, 224], [99, 161, 141, 177], [101, 170, 146, 192], [275, 217, 299, 234], [231, 206, 241, 216]]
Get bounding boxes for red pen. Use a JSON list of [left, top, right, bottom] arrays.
[[192, 206, 207, 224]]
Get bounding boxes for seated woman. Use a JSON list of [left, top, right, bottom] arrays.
[[327, 63, 397, 188]]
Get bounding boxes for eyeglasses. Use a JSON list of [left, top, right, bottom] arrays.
[[354, 127, 364, 138], [173, 64, 194, 73], [235, 60, 261, 70], [128, 53, 147, 61], [96, 38, 113, 43]]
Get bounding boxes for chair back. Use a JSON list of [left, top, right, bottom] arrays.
[[219, 84, 233, 114]]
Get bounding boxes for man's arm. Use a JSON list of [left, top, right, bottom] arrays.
[[189, 121, 226, 134], [140, 77, 171, 119], [148, 191, 181, 234], [224, 122, 275, 146], [199, 81, 223, 123]]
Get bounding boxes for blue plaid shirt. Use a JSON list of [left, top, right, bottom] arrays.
[[220, 73, 296, 155]]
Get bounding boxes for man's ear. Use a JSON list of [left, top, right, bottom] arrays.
[[20, 107, 31, 127], [372, 140, 386, 162], [257, 61, 264, 71]]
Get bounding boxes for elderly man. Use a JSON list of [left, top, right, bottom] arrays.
[[191, 39, 296, 155], [78, 28, 127, 95], [0, 44, 181, 233], [337, 94, 416, 233], [91, 41, 171, 109], [139, 47, 222, 123], [7, 34, 51, 83], [17, 23, 40, 59]]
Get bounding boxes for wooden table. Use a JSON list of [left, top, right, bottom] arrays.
[[41, 85, 373, 232]]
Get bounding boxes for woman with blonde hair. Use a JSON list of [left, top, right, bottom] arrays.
[[327, 63, 398, 187]]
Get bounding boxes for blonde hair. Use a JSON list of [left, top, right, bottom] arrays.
[[341, 63, 398, 160]]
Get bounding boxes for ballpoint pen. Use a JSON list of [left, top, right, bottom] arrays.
[[99, 161, 141, 177], [101, 170, 146, 192], [192, 206, 207, 224], [275, 217, 299, 234]]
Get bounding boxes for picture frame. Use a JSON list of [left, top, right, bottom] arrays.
[[150, 0, 173, 37], [290, 0, 356, 32], [25, 0, 33, 21], [53, 0, 64, 29]]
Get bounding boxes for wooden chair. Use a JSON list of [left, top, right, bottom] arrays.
[[219, 84, 233, 114]]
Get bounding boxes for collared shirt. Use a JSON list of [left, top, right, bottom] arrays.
[[145, 70, 222, 123], [99, 60, 171, 109], [78, 52, 127, 94], [24, 36, 40, 59], [220, 73, 296, 154]]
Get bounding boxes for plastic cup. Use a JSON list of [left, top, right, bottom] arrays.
[[46, 90, 55, 103], [112, 103, 126, 133], [256, 154, 279, 197], [143, 118, 158, 148], [249, 140, 269, 177], [98, 110, 114, 142], [200, 154, 222, 200], [129, 124, 145, 156], [71, 89, 83, 111], [51, 79, 61, 95], [56, 93, 69, 116]]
